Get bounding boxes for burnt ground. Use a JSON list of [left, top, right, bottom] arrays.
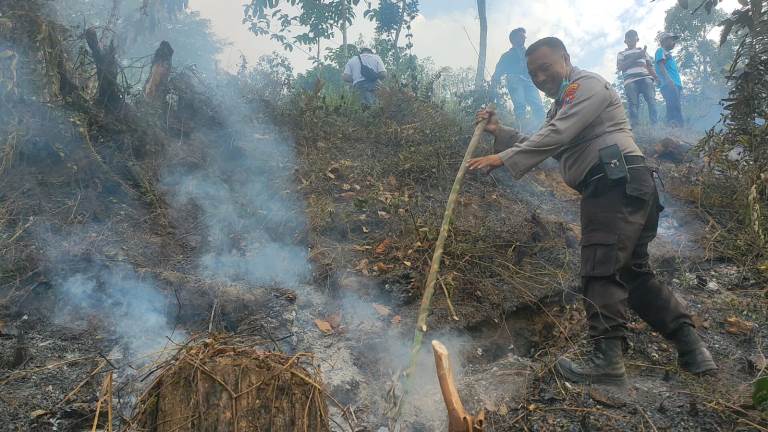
[[0, 31, 766, 432], [1, 96, 767, 432]]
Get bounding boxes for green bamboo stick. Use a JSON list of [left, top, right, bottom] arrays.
[[392, 104, 494, 426]]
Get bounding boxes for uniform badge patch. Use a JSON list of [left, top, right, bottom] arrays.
[[562, 82, 580, 106]]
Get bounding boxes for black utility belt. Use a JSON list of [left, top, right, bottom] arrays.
[[578, 145, 646, 192]]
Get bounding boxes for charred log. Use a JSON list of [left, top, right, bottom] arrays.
[[85, 27, 123, 113], [144, 41, 173, 101]]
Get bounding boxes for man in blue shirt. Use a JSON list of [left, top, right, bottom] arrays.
[[491, 28, 545, 132], [655, 32, 684, 127]]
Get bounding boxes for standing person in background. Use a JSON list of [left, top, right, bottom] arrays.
[[342, 47, 387, 106], [617, 30, 658, 128], [655, 32, 684, 127], [491, 28, 545, 133]]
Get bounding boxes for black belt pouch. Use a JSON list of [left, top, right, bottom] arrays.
[[598, 144, 628, 180]]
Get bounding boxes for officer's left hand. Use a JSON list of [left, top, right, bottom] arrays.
[[467, 154, 503, 172]]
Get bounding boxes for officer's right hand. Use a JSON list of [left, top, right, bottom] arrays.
[[475, 107, 500, 135]]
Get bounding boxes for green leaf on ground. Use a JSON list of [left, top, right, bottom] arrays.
[[754, 376, 768, 411]]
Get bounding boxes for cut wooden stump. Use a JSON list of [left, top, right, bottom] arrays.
[[131, 336, 330, 432], [432, 340, 485, 432]]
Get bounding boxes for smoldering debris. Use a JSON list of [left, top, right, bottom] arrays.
[[54, 264, 182, 360]]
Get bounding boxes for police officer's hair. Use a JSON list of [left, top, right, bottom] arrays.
[[508, 27, 525, 43], [625, 29, 638, 39], [525, 37, 568, 57], [360, 47, 373, 54]]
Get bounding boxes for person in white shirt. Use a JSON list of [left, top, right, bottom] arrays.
[[617, 30, 658, 128], [342, 48, 387, 105]]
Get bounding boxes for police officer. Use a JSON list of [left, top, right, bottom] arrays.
[[467, 37, 716, 385]]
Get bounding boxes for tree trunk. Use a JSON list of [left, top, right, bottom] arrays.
[[341, 0, 349, 59], [392, 0, 407, 66], [474, 0, 488, 90], [85, 27, 122, 113], [144, 40, 174, 101]]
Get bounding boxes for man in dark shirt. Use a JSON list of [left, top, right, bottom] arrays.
[[491, 28, 545, 132]]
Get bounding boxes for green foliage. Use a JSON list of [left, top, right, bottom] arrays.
[[755, 376, 768, 412], [693, 2, 768, 267], [663, 5, 736, 128], [237, 53, 295, 103], [244, 0, 363, 61]]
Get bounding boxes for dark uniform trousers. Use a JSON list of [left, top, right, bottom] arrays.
[[579, 165, 693, 339]]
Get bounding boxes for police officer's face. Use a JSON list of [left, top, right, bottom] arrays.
[[527, 46, 570, 99]]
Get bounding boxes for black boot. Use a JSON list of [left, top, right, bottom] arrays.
[[670, 325, 717, 374], [555, 338, 627, 386]]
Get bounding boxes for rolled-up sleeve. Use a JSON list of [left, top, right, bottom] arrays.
[[498, 75, 611, 178], [493, 126, 526, 153]]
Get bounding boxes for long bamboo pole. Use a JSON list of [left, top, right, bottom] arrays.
[[410, 104, 492, 353], [393, 104, 494, 427]]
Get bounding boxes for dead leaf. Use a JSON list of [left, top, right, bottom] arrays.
[[377, 210, 390, 219], [589, 388, 626, 408], [355, 259, 370, 275], [692, 314, 711, 329], [314, 319, 333, 335], [391, 315, 401, 325], [403, 260, 412, 267], [29, 410, 49, 419], [362, 226, 369, 233], [496, 403, 509, 416], [352, 244, 373, 252], [724, 316, 757, 335], [373, 303, 392, 317], [373, 262, 394, 273], [375, 239, 392, 255], [326, 165, 341, 179]]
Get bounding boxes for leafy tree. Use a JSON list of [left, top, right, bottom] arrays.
[[364, 0, 419, 65], [662, 4, 736, 128], [244, 0, 363, 63], [678, 0, 768, 265]]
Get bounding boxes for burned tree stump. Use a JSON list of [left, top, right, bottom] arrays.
[[85, 27, 123, 112], [144, 41, 173, 101], [132, 337, 330, 432]]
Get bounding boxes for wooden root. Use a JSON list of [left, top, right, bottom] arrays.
[[432, 340, 485, 432]]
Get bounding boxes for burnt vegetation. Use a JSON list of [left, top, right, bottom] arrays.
[[0, 0, 766, 431]]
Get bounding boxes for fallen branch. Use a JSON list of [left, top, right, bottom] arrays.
[[56, 360, 107, 408]]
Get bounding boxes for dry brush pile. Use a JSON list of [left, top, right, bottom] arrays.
[[257, 81, 580, 335]]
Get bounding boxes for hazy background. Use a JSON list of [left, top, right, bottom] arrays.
[[189, 0, 741, 79]]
